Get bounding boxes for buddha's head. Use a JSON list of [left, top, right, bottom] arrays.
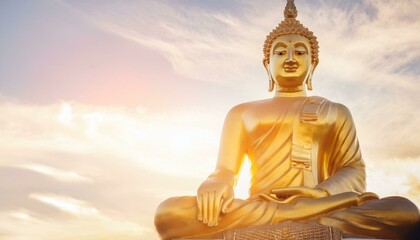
[[263, 0, 319, 92]]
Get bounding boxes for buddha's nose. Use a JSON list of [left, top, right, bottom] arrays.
[[285, 49, 296, 64]]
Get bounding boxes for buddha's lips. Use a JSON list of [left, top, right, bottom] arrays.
[[284, 65, 298, 72]]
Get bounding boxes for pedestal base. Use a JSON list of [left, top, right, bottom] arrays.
[[223, 221, 341, 240]]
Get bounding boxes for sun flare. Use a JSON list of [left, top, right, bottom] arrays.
[[235, 156, 252, 199]]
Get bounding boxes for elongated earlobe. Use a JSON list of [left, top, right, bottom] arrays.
[[263, 59, 275, 92], [268, 77, 275, 92], [306, 64, 316, 91], [306, 77, 313, 91]]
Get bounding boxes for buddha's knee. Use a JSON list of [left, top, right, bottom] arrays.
[[155, 197, 179, 232], [384, 196, 420, 224], [154, 196, 197, 236]]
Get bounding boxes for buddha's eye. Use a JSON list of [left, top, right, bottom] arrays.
[[296, 50, 307, 55], [274, 51, 286, 56]]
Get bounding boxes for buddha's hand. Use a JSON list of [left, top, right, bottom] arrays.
[[270, 186, 328, 203], [197, 178, 234, 227]]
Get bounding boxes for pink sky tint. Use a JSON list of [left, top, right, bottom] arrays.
[[0, 0, 227, 110]]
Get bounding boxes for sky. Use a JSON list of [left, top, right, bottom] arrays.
[[0, 0, 420, 239]]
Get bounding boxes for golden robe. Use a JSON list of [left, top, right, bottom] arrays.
[[155, 97, 419, 240]]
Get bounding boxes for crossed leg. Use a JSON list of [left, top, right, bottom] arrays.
[[155, 192, 419, 240]]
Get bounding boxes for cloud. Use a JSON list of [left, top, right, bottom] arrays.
[[30, 193, 100, 216], [312, 0, 420, 90], [366, 157, 420, 206], [1, 206, 151, 240], [57, 0, 269, 86], [407, 175, 420, 206], [16, 164, 92, 183], [0, 100, 230, 239]]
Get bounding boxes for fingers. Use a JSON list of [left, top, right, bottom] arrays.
[[259, 193, 281, 202], [282, 194, 300, 204], [197, 194, 203, 221], [214, 197, 224, 226], [198, 191, 224, 227], [221, 193, 234, 214], [203, 192, 208, 224], [208, 191, 214, 226], [210, 192, 222, 227], [197, 184, 234, 227], [259, 193, 300, 204]]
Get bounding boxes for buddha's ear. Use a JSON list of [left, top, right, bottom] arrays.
[[263, 59, 275, 92], [306, 61, 317, 91], [312, 60, 318, 72]]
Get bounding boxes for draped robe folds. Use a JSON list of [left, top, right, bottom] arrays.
[[247, 97, 365, 197], [154, 97, 420, 240]]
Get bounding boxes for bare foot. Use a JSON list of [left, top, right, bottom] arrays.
[[358, 192, 379, 205]]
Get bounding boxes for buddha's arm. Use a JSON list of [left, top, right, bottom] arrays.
[[316, 104, 366, 195], [197, 104, 248, 226], [215, 104, 248, 182]]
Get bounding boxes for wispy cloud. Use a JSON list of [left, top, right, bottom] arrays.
[[0, 100, 226, 239], [30, 193, 99, 216], [2, 197, 151, 240], [366, 157, 420, 200], [17, 164, 92, 183], [59, 0, 420, 90], [57, 0, 269, 87]]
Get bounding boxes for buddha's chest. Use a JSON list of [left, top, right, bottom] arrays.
[[244, 100, 304, 142], [244, 97, 332, 156]]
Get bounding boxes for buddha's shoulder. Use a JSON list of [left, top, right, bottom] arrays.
[[226, 98, 275, 115], [231, 98, 274, 108], [323, 99, 353, 116], [318, 98, 355, 123]]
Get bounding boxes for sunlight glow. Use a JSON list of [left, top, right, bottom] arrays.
[[58, 103, 74, 126], [10, 211, 32, 221], [235, 156, 251, 199], [170, 133, 192, 153]]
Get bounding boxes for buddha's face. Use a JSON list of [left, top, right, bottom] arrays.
[[264, 34, 314, 90]]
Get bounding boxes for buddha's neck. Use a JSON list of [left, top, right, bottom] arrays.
[[274, 85, 307, 98]]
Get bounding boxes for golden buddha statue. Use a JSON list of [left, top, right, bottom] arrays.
[[154, 0, 420, 239]]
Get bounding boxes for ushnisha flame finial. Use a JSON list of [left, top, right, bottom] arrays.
[[284, 0, 298, 19], [263, 0, 319, 65]]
